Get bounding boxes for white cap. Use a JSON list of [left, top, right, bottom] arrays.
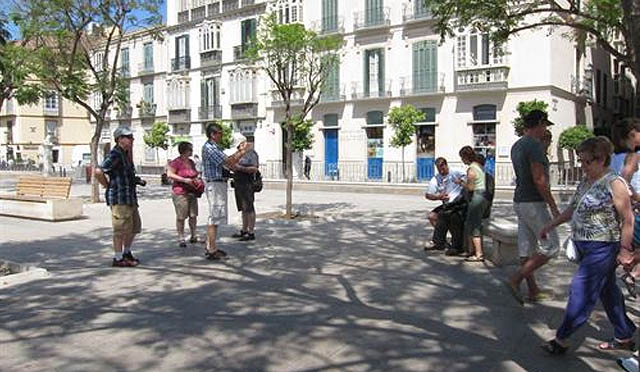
[[231, 132, 247, 149]]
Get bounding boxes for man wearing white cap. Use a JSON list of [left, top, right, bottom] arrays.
[[95, 126, 145, 267], [201, 123, 251, 260], [230, 133, 260, 241]]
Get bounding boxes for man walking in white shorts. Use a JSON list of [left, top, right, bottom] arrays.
[[506, 110, 560, 304]]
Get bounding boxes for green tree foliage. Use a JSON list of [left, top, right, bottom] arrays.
[[388, 105, 425, 182], [513, 100, 549, 137], [289, 116, 314, 153], [424, 0, 640, 81], [558, 125, 594, 150], [218, 121, 233, 150], [143, 121, 169, 165], [247, 13, 342, 217], [12, 0, 162, 202]]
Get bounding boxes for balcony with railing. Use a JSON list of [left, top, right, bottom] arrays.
[[120, 65, 130, 78], [241, 0, 255, 6], [199, 105, 222, 120], [314, 16, 344, 35], [138, 62, 154, 76], [201, 50, 222, 68], [208, 2, 220, 16], [231, 103, 258, 119], [571, 74, 593, 101], [320, 84, 346, 103], [402, 2, 432, 23], [171, 56, 191, 72], [455, 66, 509, 91], [178, 10, 189, 23], [351, 81, 393, 99], [233, 45, 248, 61], [399, 73, 444, 96], [354, 7, 390, 31], [192, 6, 206, 22], [222, 0, 239, 13], [138, 101, 157, 117], [116, 105, 133, 119]]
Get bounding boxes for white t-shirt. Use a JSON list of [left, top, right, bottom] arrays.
[[427, 169, 465, 203]]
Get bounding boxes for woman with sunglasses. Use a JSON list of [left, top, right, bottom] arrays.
[[539, 136, 636, 355]]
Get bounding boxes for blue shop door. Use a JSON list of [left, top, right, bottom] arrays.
[[324, 129, 338, 178], [416, 125, 435, 181], [368, 158, 383, 180]]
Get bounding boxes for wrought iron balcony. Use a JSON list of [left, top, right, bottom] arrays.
[[171, 56, 191, 72], [402, 2, 432, 23], [353, 7, 390, 31], [399, 73, 444, 96], [241, 0, 255, 6], [455, 66, 509, 91], [231, 103, 258, 119], [314, 16, 344, 35], [138, 62, 154, 76], [200, 50, 222, 68], [208, 3, 220, 16], [233, 45, 248, 61], [191, 6, 206, 22], [178, 10, 189, 24], [199, 105, 222, 120], [116, 105, 133, 119], [350, 81, 393, 99], [320, 84, 346, 103], [222, 0, 239, 13], [138, 102, 157, 117]]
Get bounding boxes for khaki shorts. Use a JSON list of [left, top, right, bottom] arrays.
[[206, 181, 227, 225], [514, 202, 560, 258], [172, 193, 198, 220], [111, 205, 142, 236]]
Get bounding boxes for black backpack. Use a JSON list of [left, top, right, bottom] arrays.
[[483, 172, 495, 218], [251, 170, 263, 193]]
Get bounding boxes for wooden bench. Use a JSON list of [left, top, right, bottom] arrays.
[[482, 217, 519, 266], [0, 176, 83, 221]]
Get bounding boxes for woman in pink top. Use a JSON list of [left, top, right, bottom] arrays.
[[167, 142, 201, 247]]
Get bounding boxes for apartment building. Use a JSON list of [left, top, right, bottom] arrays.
[[0, 93, 91, 167], [106, 0, 632, 185]]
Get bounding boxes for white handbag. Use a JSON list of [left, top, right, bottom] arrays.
[[564, 237, 581, 264]]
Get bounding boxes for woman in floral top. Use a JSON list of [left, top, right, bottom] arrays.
[[539, 136, 636, 354]]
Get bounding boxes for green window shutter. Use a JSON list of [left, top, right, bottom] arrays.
[[413, 42, 424, 91], [426, 41, 437, 91], [378, 49, 385, 94], [185, 35, 190, 58], [241, 20, 247, 50], [201, 80, 207, 108]]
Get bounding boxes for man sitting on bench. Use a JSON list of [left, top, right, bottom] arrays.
[[424, 157, 467, 256]]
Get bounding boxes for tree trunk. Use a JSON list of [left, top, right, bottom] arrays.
[[401, 145, 405, 182], [285, 118, 293, 218], [90, 127, 101, 203]]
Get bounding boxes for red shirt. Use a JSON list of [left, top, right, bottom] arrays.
[[169, 157, 198, 195]]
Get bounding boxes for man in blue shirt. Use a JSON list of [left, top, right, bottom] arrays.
[[424, 157, 466, 255], [202, 123, 251, 260], [95, 127, 143, 267]]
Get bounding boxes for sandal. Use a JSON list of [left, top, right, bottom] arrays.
[[541, 339, 568, 355], [464, 256, 485, 262], [598, 338, 635, 351], [189, 236, 202, 244], [204, 249, 228, 260], [528, 291, 554, 303], [178, 240, 187, 248]]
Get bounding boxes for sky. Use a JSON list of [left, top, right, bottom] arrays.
[[2, 1, 167, 40]]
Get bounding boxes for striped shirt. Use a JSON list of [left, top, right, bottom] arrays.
[[100, 146, 138, 206], [202, 140, 227, 181]]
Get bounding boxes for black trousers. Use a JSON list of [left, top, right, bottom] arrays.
[[431, 203, 466, 251]]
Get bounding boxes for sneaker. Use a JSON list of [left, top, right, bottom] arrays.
[[112, 257, 138, 267], [204, 249, 228, 260], [424, 241, 444, 251], [122, 252, 140, 264], [239, 233, 255, 241], [232, 231, 247, 239], [178, 240, 187, 248]]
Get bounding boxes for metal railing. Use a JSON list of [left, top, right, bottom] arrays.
[[138, 62, 154, 75], [260, 159, 584, 187], [116, 105, 133, 119], [351, 81, 393, 99], [402, 2, 431, 22], [199, 105, 222, 120], [139, 102, 157, 117], [241, 0, 255, 6], [399, 72, 444, 96], [171, 56, 191, 72], [233, 45, 247, 61], [231, 104, 258, 119], [222, 0, 239, 13], [314, 16, 344, 35], [192, 6, 206, 21], [201, 50, 222, 67], [320, 84, 347, 103], [178, 10, 189, 23], [208, 3, 220, 16], [354, 7, 390, 30], [455, 66, 509, 91]]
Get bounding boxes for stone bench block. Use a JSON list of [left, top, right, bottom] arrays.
[[482, 217, 519, 267], [0, 198, 84, 221]]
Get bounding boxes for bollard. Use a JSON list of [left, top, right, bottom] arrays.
[[387, 171, 391, 183]]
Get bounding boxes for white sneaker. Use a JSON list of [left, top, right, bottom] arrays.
[[618, 356, 639, 372]]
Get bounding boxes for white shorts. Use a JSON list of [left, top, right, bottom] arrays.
[[513, 202, 560, 258], [206, 181, 227, 226]]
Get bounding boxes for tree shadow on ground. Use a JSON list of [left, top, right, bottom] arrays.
[[0, 205, 634, 371]]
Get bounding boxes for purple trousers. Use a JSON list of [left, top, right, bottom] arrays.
[[556, 240, 636, 341]]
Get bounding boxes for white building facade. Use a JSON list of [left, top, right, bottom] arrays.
[[108, 0, 633, 185]]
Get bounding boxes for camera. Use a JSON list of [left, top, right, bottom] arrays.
[[134, 176, 147, 187]]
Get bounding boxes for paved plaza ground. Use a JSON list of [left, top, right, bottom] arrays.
[[0, 177, 637, 371]]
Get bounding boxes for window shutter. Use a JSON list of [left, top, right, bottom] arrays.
[[426, 41, 437, 91], [378, 49, 385, 94], [201, 80, 207, 108], [185, 35, 190, 58], [363, 51, 370, 94], [413, 42, 422, 91]]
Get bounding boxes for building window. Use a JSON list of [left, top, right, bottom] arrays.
[[7, 120, 13, 143], [168, 78, 190, 110], [418, 107, 436, 123], [413, 40, 438, 93], [323, 114, 338, 127], [229, 70, 257, 104], [241, 18, 257, 52], [456, 36, 466, 68], [472, 104, 497, 175], [45, 120, 58, 138], [200, 22, 221, 52], [275, 0, 303, 24], [457, 33, 503, 69], [143, 82, 154, 103], [364, 48, 384, 96], [121, 47, 130, 77], [321, 0, 338, 32], [143, 42, 153, 71], [44, 92, 59, 110], [94, 51, 105, 71]]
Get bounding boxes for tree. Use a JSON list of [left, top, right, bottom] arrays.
[[143, 121, 169, 165], [559, 125, 594, 151], [388, 105, 425, 182], [424, 0, 640, 82], [513, 99, 549, 136], [247, 14, 342, 218], [290, 116, 315, 153], [13, 0, 162, 202]]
